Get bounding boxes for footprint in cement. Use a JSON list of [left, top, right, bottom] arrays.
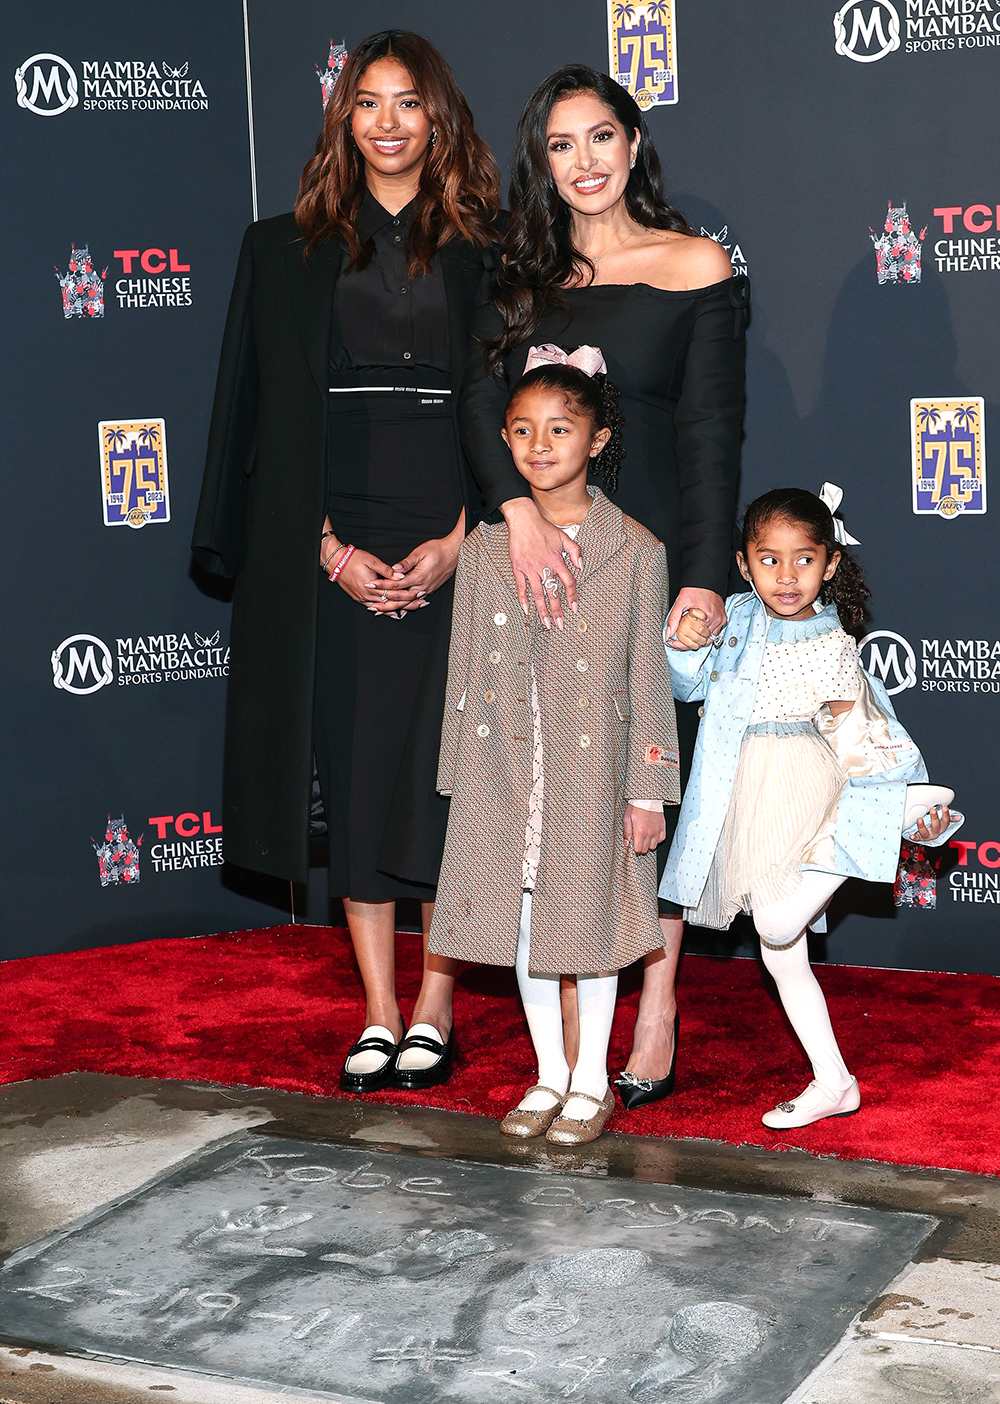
[[629, 1301, 767, 1399], [321, 1227, 497, 1280], [504, 1248, 650, 1336], [881, 1362, 993, 1399]]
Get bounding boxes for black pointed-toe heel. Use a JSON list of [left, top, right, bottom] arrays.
[[339, 1026, 404, 1094], [391, 1027, 456, 1090], [614, 1011, 679, 1110]]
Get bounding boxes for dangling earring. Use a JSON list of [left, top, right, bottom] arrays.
[[429, 129, 438, 147], [629, 158, 636, 169]]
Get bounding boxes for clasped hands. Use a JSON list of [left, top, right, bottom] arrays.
[[672, 606, 715, 651], [320, 518, 464, 617]]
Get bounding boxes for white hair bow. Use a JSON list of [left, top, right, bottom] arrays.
[[524, 343, 607, 377], [819, 482, 860, 545]]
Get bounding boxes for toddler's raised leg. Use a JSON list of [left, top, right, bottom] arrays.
[[754, 872, 860, 1128]]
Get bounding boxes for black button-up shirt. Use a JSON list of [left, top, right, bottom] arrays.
[[331, 191, 449, 376]]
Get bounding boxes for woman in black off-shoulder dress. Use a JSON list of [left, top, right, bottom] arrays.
[[461, 65, 748, 1108]]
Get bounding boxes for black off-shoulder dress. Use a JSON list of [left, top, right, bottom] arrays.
[[460, 275, 749, 907]]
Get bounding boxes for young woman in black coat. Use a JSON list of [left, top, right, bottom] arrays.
[[192, 31, 501, 1093], [461, 65, 748, 1106]]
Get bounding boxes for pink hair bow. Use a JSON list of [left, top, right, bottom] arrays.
[[524, 343, 607, 377]]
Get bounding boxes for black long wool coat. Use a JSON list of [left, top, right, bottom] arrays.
[[191, 212, 493, 884]]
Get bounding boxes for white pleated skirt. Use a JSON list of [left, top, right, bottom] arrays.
[[690, 722, 846, 930]]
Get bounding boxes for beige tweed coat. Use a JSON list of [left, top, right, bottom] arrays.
[[427, 488, 680, 974]]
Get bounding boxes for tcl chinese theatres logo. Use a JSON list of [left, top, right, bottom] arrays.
[[948, 838, 1000, 906], [55, 244, 192, 316], [113, 246, 192, 309], [930, 204, 1000, 274], [147, 811, 223, 873]]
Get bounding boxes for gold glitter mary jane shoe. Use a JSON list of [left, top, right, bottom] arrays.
[[500, 1085, 565, 1138], [545, 1087, 616, 1146]]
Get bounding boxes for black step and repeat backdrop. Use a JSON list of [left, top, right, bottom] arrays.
[[4, 2, 998, 972]]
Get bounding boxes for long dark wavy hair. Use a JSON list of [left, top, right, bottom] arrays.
[[487, 64, 693, 373], [740, 488, 871, 633], [294, 31, 500, 272], [505, 363, 625, 493]]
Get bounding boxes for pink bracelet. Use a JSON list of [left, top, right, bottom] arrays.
[[328, 543, 355, 582]]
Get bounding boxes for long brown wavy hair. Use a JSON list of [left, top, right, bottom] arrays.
[[488, 64, 693, 373], [294, 30, 500, 273]]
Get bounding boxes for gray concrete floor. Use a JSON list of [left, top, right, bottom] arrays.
[[0, 1074, 997, 1402]]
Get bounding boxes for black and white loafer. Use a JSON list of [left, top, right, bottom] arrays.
[[339, 1024, 403, 1094], [391, 1023, 455, 1090]]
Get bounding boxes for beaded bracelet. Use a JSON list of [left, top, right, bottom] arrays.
[[321, 539, 345, 573], [328, 543, 355, 582]]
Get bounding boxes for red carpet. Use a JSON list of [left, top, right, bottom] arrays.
[[1, 925, 997, 1176]]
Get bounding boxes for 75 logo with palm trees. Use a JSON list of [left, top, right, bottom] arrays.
[[608, 0, 678, 108], [99, 418, 170, 528], [911, 398, 987, 518]]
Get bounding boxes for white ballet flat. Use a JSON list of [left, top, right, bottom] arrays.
[[902, 784, 964, 847], [761, 1077, 860, 1129]]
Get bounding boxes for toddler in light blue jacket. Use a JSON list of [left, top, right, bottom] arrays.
[[661, 488, 961, 1130]]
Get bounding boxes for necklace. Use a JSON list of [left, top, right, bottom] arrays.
[[588, 228, 637, 265]]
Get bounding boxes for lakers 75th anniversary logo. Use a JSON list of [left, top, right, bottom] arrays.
[[99, 418, 170, 528], [608, 1, 678, 108], [910, 398, 987, 519]]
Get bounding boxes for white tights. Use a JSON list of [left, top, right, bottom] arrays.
[[514, 892, 617, 1119], [753, 871, 853, 1093]]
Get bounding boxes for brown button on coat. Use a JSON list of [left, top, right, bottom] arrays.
[[428, 490, 680, 975]]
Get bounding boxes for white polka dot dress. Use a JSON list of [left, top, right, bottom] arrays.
[[691, 607, 862, 930]]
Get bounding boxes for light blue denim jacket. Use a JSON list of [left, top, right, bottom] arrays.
[[659, 591, 929, 912]]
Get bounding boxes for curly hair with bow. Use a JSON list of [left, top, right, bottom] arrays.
[[507, 361, 625, 493], [741, 488, 871, 633]]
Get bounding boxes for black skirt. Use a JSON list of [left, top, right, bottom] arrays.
[[314, 385, 461, 901]]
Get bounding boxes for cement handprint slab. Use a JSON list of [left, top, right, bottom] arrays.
[[0, 1135, 934, 1403]]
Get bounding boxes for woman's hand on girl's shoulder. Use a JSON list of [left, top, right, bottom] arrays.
[[503, 497, 582, 630]]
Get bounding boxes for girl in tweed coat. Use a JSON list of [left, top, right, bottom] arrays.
[[428, 355, 679, 1145]]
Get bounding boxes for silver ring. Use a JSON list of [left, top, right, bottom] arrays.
[[381, 590, 388, 602]]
